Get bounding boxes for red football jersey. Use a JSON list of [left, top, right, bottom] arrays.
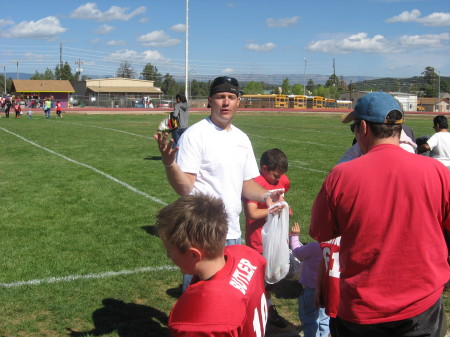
[[169, 245, 267, 336], [320, 237, 341, 318]]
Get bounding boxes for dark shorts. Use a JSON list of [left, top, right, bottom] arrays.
[[336, 297, 444, 337]]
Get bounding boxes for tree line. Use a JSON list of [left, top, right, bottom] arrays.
[[0, 61, 447, 99]]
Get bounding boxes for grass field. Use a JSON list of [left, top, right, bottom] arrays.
[[0, 111, 447, 336]]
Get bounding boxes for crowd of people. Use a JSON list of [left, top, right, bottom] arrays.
[[153, 78, 450, 337], [0, 95, 64, 119]]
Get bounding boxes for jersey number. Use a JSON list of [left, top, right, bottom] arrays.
[[323, 247, 340, 278], [252, 293, 267, 337]]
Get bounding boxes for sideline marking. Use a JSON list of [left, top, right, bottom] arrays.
[[0, 266, 177, 288], [58, 121, 153, 139], [0, 127, 167, 206]]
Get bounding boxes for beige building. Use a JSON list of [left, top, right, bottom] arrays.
[[71, 77, 163, 107]]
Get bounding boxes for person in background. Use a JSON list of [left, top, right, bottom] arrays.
[[290, 222, 330, 337], [418, 115, 450, 169], [14, 101, 21, 118], [44, 97, 52, 119], [171, 93, 189, 148], [242, 148, 291, 328], [156, 193, 267, 337], [310, 92, 450, 337], [56, 101, 63, 118]]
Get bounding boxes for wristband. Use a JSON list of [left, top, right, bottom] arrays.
[[164, 161, 176, 168]]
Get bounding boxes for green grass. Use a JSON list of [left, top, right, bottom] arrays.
[[0, 112, 446, 336]]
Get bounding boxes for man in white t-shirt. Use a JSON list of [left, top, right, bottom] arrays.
[[418, 115, 450, 169], [154, 76, 284, 290]]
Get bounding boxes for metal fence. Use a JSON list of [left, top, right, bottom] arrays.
[[69, 94, 209, 109]]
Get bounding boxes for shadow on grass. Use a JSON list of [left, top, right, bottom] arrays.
[[67, 298, 169, 337], [272, 278, 302, 299], [144, 156, 162, 161], [141, 225, 158, 237]]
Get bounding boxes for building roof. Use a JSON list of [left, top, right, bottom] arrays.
[[12, 80, 75, 93], [87, 86, 162, 94]]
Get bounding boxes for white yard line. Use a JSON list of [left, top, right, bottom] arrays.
[[0, 127, 167, 206], [58, 121, 153, 139], [0, 266, 177, 288], [1, 126, 173, 287]]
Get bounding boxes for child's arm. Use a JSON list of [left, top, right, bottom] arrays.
[[243, 201, 269, 221], [289, 222, 304, 257]]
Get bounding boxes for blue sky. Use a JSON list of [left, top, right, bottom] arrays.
[[0, 0, 448, 81]]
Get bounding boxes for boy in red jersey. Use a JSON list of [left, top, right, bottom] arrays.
[[156, 193, 267, 337], [242, 148, 290, 328]]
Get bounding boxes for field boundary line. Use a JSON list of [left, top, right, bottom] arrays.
[[56, 121, 153, 139], [0, 127, 167, 206], [0, 266, 177, 288]]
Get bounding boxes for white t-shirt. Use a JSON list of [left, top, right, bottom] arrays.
[[177, 117, 260, 239], [427, 132, 450, 167]]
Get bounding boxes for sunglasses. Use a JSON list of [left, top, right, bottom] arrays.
[[350, 122, 360, 133], [211, 76, 239, 87]]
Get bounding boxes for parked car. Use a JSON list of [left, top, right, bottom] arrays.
[[158, 100, 173, 108], [133, 99, 145, 108]]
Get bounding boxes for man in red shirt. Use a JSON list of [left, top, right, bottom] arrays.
[[156, 193, 267, 337], [310, 92, 450, 337]]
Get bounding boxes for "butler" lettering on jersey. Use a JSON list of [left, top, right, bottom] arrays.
[[229, 258, 257, 295]]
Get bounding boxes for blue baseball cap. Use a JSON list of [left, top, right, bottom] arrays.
[[342, 92, 404, 124]]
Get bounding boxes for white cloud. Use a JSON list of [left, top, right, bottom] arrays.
[[399, 33, 450, 48], [70, 3, 146, 22], [23, 52, 52, 61], [307, 33, 397, 54], [107, 40, 126, 46], [221, 68, 235, 74], [106, 49, 169, 64], [0, 19, 14, 27], [91, 38, 101, 44], [137, 30, 180, 47], [246, 42, 277, 52], [171, 23, 186, 32], [387, 9, 450, 26], [139, 17, 149, 23], [266, 16, 299, 28], [94, 24, 114, 34], [0, 16, 67, 40]]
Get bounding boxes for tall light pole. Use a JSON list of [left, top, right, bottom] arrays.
[[11, 60, 19, 79], [303, 58, 307, 96], [436, 69, 441, 112], [0, 65, 6, 95], [185, 0, 189, 100]]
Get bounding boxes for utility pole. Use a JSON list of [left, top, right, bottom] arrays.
[[59, 41, 63, 79], [75, 59, 84, 80], [11, 60, 19, 79], [303, 58, 307, 96]]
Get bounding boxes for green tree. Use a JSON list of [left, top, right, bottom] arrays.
[[190, 79, 210, 97], [291, 83, 305, 95], [242, 81, 265, 94], [421, 66, 439, 97], [306, 79, 315, 94], [281, 78, 291, 95], [325, 74, 339, 88], [116, 61, 135, 79], [141, 63, 162, 87], [55, 62, 76, 81], [160, 73, 179, 95]]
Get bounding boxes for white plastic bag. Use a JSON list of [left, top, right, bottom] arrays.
[[157, 115, 170, 132], [262, 201, 290, 284]]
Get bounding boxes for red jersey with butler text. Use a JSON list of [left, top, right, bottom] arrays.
[[169, 245, 267, 337]]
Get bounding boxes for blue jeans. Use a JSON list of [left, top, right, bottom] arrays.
[[182, 237, 241, 292], [172, 128, 187, 148], [298, 287, 330, 337]]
